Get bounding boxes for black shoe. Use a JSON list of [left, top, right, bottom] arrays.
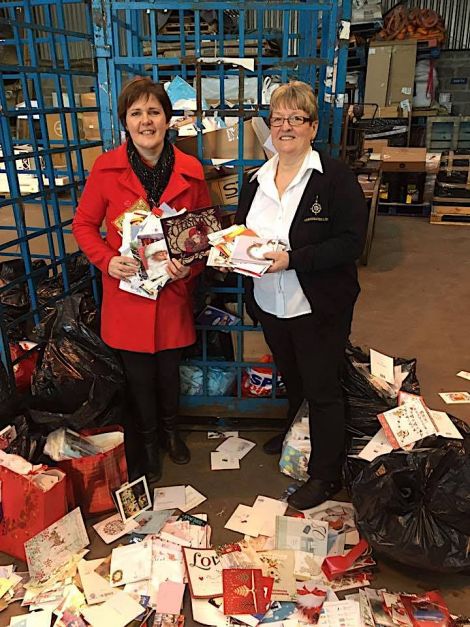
[[287, 478, 342, 510], [166, 430, 190, 465], [263, 433, 285, 455], [161, 416, 190, 464], [142, 431, 162, 482]]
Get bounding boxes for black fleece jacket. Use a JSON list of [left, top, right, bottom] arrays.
[[235, 151, 368, 320]]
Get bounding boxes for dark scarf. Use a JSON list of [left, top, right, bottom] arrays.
[[126, 136, 175, 209]]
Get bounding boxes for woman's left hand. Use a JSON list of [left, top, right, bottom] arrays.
[[166, 258, 191, 281], [264, 251, 290, 273]]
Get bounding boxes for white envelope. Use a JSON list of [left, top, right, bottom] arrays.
[[153, 485, 186, 511], [110, 540, 153, 587], [211, 451, 240, 470], [215, 436, 256, 460], [78, 558, 114, 605], [370, 348, 395, 384], [81, 590, 144, 627], [180, 485, 207, 512], [358, 429, 394, 462], [429, 409, 463, 439], [191, 596, 228, 627], [248, 495, 288, 537], [10, 611, 53, 627], [224, 504, 259, 537]]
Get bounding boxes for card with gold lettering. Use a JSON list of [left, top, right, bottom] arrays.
[[112, 197, 150, 234], [182, 548, 223, 599]]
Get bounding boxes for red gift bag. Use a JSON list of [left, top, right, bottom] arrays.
[[0, 464, 67, 561], [57, 425, 128, 517]]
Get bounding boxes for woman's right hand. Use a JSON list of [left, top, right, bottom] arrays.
[[108, 255, 139, 280]]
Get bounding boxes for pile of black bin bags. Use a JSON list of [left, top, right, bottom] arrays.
[[0, 255, 125, 462], [29, 293, 125, 431], [342, 344, 470, 573]]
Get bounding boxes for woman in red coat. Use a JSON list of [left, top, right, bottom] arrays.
[[73, 78, 211, 481]]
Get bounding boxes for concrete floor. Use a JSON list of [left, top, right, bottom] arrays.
[[1, 215, 470, 624]]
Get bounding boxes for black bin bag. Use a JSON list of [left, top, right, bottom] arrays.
[[30, 294, 125, 430], [352, 421, 470, 572], [342, 344, 420, 435]]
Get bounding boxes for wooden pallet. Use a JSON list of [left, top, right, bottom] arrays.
[[427, 116, 470, 152], [430, 204, 470, 225]]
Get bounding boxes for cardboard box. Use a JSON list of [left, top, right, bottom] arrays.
[[208, 172, 241, 206], [231, 330, 270, 362], [80, 93, 97, 108], [46, 114, 83, 168], [80, 94, 101, 140], [381, 147, 426, 172], [364, 139, 389, 152], [387, 40, 417, 106], [176, 119, 266, 162], [81, 112, 101, 140], [205, 167, 257, 206], [80, 145, 103, 171], [364, 46, 392, 107], [361, 104, 407, 119], [365, 40, 417, 108]]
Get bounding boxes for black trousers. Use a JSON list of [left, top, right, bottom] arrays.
[[119, 348, 182, 435], [253, 301, 353, 481]]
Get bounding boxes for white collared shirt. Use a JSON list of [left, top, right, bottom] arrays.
[[246, 148, 323, 318]]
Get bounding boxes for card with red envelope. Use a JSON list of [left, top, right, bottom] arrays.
[[222, 568, 273, 616]]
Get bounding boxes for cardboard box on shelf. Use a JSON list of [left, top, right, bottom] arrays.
[[361, 104, 408, 119], [205, 167, 258, 206], [80, 92, 98, 108], [80, 145, 103, 171], [364, 139, 389, 153], [387, 40, 417, 106], [80, 93, 101, 140], [81, 113, 101, 140], [175, 119, 266, 162], [365, 40, 417, 108], [225, 304, 270, 362], [232, 330, 270, 363], [381, 147, 426, 172], [364, 46, 392, 107], [46, 114, 83, 168]]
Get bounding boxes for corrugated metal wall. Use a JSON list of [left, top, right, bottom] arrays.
[[5, 2, 468, 57], [381, 0, 470, 49]]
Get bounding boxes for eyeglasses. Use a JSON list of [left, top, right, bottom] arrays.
[[269, 115, 312, 127]]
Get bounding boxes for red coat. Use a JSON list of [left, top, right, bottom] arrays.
[[72, 143, 211, 353]]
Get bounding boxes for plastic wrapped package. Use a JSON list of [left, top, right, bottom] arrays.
[[242, 355, 285, 398], [180, 364, 236, 396], [279, 400, 310, 482], [44, 428, 102, 461], [342, 344, 420, 435], [352, 418, 470, 572], [30, 294, 125, 430]]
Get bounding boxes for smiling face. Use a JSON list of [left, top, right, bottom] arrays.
[[125, 94, 170, 158], [270, 105, 318, 161]]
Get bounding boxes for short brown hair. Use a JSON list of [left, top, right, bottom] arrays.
[[269, 81, 318, 122], [118, 77, 173, 128]]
